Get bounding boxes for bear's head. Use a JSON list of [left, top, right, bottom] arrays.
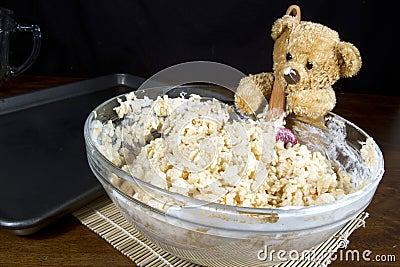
[[271, 9, 362, 128]]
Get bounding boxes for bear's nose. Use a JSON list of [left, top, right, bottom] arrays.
[[283, 67, 300, 84]]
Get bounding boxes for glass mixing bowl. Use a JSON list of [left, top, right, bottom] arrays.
[[83, 85, 384, 266]]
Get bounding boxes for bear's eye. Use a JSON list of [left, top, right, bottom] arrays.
[[306, 61, 313, 70], [286, 53, 293, 61]]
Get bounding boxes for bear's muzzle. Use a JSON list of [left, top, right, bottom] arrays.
[[283, 67, 300, 84]]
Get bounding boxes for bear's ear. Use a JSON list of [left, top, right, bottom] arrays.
[[271, 15, 299, 40], [336, 41, 362, 78]]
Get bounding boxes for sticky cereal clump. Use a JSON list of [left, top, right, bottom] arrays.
[[91, 92, 357, 209]]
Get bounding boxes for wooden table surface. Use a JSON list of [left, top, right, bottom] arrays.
[[0, 75, 399, 266]]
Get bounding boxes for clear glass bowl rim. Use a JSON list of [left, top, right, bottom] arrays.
[[83, 90, 385, 219]]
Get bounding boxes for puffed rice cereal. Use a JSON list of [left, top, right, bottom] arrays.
[[90, 92, 373, 209]]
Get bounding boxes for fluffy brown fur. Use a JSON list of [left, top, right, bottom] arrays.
[[235, 6, 362, 129]]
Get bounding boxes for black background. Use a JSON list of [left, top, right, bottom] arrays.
[[2, 0, 396, 95]]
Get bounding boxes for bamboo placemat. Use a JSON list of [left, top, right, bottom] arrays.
[[73, 195, 369, 267]]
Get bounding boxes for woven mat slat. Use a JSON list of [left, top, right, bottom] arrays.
[[73, 195, 369, 267]]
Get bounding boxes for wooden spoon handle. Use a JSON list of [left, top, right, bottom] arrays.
[[286, 5, 301, 20], [265, 79, 285, 121]]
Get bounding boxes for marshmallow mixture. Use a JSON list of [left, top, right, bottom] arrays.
[[90, 91, 376, 209]]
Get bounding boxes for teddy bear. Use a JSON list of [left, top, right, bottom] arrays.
[[234, 5, 362, 130]]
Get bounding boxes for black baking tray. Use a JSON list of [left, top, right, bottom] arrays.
[[0, 73, 144, 235]]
